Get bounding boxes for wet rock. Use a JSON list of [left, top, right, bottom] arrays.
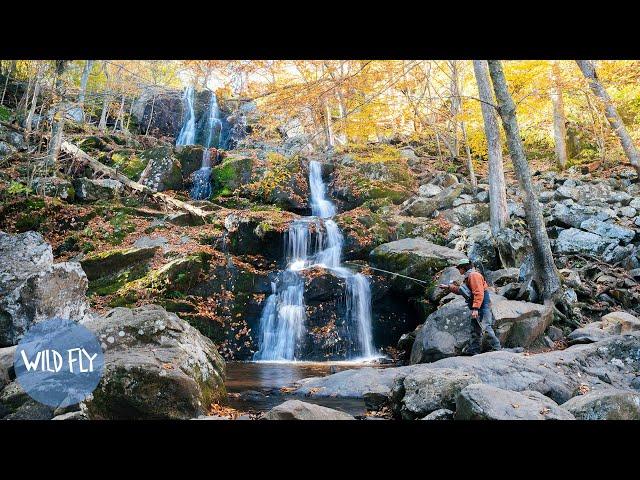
[[0, 231, 90, 347], [455, 384, 574, 420], [560, 388, 640, 420], [212, 153, 254, 195], [225, 211, 294, 264], [568, 311, 640, 345], [390, 368, 480, 419], [175, 145, 206, 179], [409, 295, 552, 364], [138, 146, 183, 191], [261, 400, 354, 420], [82, 304, 226, 419], [293, 333, 640, 404], [80, 246, 158, 281], [72, 178, 123, 202], [370, 237, 466, 295]]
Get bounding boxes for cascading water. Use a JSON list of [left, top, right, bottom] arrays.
[[204, 93, 223, 149], [188, 92, 227, 200], [176, 85, 196, 146], [253, 161, 377, 361], [190, 149, 213, 200]]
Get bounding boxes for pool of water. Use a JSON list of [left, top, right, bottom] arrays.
[[225, 360, 391, 416]]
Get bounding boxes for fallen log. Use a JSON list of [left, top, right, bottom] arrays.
[[60, 141, 213, 220]]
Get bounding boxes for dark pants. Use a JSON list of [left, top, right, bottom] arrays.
[[467, 291, 501, 353]]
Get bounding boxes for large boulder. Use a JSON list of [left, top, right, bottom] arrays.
[[390, 368, 480, 419], [212, 153, 254, 196], [567, 311, 640, 345], [138, 146, 183, 191], [0, 231, 90, 347], [294, 332, 640, 406], [370, 237, 466, 294], [82, 304, 226, 419], [579, 219, 636, 245], [261, 399, 354, 420], [440, 203, 490, 228], [549, 202, 617, 229], [555, 228, 614, 256], [401, 184, 464, 217], [72, 178, 123, 202], [560, 388, 640, 420], [0, 346, 15, 389], [409, 295, 552, 364], [80, 246, 158, 281], [31, 177, 75, 201], [455, 384, 575, 420]]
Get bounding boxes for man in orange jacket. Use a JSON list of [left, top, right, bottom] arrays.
[[439, 258, 502, 355]]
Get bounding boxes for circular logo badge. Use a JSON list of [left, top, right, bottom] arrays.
[[14, 318, 104, 408]]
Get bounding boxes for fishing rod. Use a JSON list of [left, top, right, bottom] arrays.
[[343, 261, 430, 285]]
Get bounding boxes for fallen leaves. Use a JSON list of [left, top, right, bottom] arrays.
[[577, 383, 590, 395]]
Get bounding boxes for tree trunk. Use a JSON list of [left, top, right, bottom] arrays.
[[473, 60, 508, 236], [113, 93, 125, 132], [98, 62, 111, 131], [145, 94, 156, 136], [488, 60, 561, 301], [550, 61, 568, 170], [322, 97, 335, 148], [78, 60, 94, 119], [1, 60, 16, 106], [576, 60, 640, 175], [448, 61, 460, 158], [47, 60, 68, 164], [25, 63, 44, 135]]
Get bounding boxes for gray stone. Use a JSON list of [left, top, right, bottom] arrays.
[[555, 228, 612, 256], [0, 232, 90, 347], [2, 400, 55, 420], [52, 411, 88, 420], [455, 384, 575, 420], [138, 146, 183, 192], [418, 184, 443, 197], [568, 311, 640, 345], [293, 333, 640, 406], [390, 368, 480, 419], [401, 184, 464, 217], [80, 246, 158, 281], [0, 346, 16, 389], [441, 203, 490, 228], [370, 237, 466, 294], [421, 408, 454, 420], [31, 177, 75, 200], [410, 295, 552, 364], [261, 400, 354, 420], [579, 219, 635, 244], [82, 304, 226, 420], [619, 206, 637, 218], [72, 178, 123, 202], [561, 388, 640, 420]]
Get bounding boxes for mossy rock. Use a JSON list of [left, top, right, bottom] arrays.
[[77, 136, 111, 152], [175, 145, 206, 179], [212, 155, 254, 196], [111, 150, 148, 181], [81, 246, 158, 281]]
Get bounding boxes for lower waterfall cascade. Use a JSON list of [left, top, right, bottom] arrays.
[[253, 161, 377, 361]]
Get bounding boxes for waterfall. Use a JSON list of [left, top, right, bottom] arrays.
[[190, 149, 213, 200], [204, 93, 223, 149], [253, 161, 377, 361], [176, 85, 196, 146]]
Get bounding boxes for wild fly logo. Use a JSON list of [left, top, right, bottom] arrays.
[[14, 318, 104, 408]]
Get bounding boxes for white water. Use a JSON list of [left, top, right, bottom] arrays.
[[204, 92, 223, 149], [254, 161, 376, 361], [176, 85, 196, 146], [190, 149, 213, 200]]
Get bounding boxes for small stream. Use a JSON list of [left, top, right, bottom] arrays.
[[225, 361, 390, 416]]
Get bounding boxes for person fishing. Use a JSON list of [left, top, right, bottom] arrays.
[[439, 258, 502, 355]]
